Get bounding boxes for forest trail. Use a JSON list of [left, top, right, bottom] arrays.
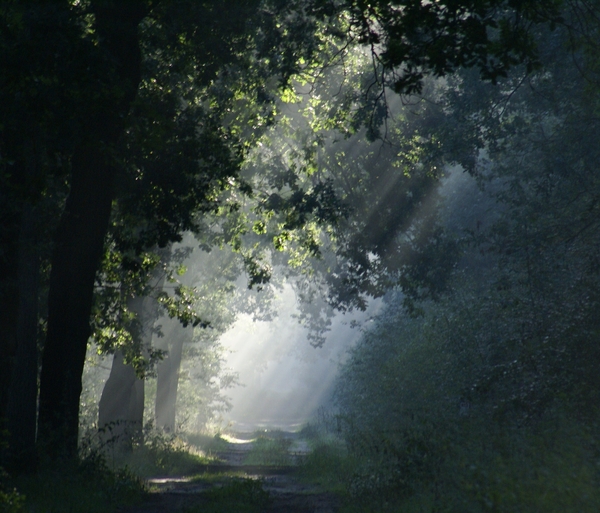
[[119, 431, 340, 513]]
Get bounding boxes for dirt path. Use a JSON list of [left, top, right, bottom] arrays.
[[119, 432, 341, 513]]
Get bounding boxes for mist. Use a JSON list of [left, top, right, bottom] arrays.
[[218, 285, 381, 431]]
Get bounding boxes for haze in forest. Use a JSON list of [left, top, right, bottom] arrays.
[[219, 289, 381, 431]]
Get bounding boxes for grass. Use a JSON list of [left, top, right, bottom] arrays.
[[183, 478, 270, 513], [0, 424, 348, 513], [115, 439, 214, 477], [1, 427, 229, 513]]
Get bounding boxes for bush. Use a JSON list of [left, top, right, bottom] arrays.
[[13, 451, 145, 513], [93, 425, 215, 477], [0, 438, 24, 513], [0, 469, 24, 513], [299, 441, 354, 491]]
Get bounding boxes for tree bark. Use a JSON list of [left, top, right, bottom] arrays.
[[36, 1, 146, 459], [37, 142, 120, 458], [2, 137, 44, 467], [0, 218, 20, 425], [155, 320, 192, 432], [97, 294, 157, 452], [5, 204, 40, 470], [98, 350, 144, 452]]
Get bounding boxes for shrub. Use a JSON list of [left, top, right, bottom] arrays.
[[13, 451, 145, 513]]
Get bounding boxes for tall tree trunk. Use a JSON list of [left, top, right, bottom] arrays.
[[0, 218, 20, 426], [5, 204, 40, 470], [37, 143, 119, 458], [2, 139, 44, 467], [97, 294, 157, 452], [36, 2, 145, 459], [98, 350, 144, 453], [155, 320, 192, 432]]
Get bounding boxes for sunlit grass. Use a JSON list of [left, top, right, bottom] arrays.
[[242, 440, 291, 467]]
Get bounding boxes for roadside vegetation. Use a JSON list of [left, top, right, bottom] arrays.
[[2, 453, 144, 513], [1, 428, 247, 513]]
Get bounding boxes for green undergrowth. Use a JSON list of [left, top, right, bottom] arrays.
[[295, 421, 354, 492], [0, 435, 24, 513], [295, 415, 600, 513], [298, 441, 355, 492], [0, 469, 24, 513], [118, 439, 213, 478], [184, 478, 270, 513], [188, 470, 252, 484], [10, 454, 145, 513], [98, 428, 219, 477], [3, 428, 249, 513]]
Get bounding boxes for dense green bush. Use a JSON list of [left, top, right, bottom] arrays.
[[13, 452, 145, 513], [332, 284, 600, 512]]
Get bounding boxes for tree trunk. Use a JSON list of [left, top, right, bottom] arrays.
[[97, 294, 157, 452], [36, 2, 145, 460], [98, 350, 144, 453], [37, 143, 119, 458], [2, 138, 44, 467], [155, 320, 192, 432], [5, 204, 40, 470], [0, 218, 20, 426]]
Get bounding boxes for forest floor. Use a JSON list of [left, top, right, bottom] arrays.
[[118, 431, 341, 513]]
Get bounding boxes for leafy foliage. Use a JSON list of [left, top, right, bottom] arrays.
[[0, 467, 23, 513], [341, 0, 564, 94], [326, 3, 600, 511]]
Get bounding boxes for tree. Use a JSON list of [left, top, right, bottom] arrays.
[[0, 1, 75, 466], [33, 0, 312, 459], [331, 3, 600, 509], [340, 0, 564, 94], [97, 294, 157, 451]]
